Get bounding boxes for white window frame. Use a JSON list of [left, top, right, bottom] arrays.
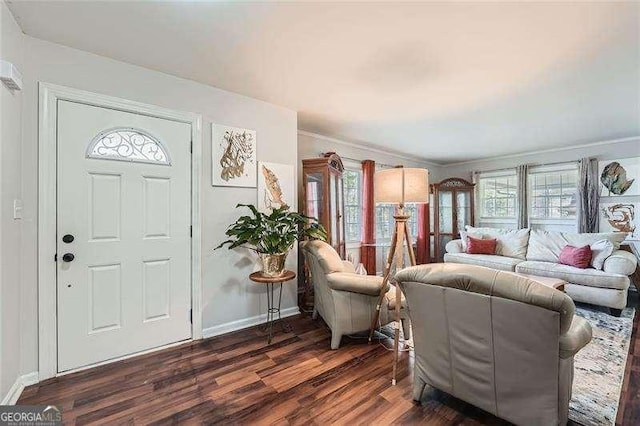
[[528, 162, 579, 228], [342, 166, 363, 246], [477, 169, 518, 224]]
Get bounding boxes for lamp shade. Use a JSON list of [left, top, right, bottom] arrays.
[[374, 167, 429, 205]]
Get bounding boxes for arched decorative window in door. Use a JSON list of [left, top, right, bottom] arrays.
[[86, 127, 171, 165]]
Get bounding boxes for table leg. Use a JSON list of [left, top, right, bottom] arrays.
[[263, 281, 293, 344], [277, 282, 292, 333], [267, 282, 274, 344]]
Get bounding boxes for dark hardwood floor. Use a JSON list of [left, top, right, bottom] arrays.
[[618, 287, 640, 426], [19, 292, 640, 425]]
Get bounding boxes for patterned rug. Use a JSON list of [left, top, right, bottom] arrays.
[[569, 305, 635, 426]]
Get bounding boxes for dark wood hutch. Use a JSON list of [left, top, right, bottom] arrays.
[[299, 153, 346, 309], [430, 177, 475, 262]]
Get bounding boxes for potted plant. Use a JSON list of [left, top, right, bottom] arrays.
[[215, 204, 327, 277]]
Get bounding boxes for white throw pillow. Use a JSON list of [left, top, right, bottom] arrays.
[[465, 226, 530, 259], [459, 230, 485, 252], [460, 230, 467, 251], [590, 239, 614, 270]]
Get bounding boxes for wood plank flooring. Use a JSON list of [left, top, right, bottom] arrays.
[[617, 287, 640, 426], [19, 293, 640, 425]]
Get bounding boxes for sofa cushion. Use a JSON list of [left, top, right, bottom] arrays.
[[445, 239, 464, 254], [526, 230, 627, 263], [459, 230, 484, 251], [603, 250, 637, 276], [515, 261, 630, 290], [466, 236, 497, 255], [558, 245, 592, 269], [465, 226, 530, 260], [444, 252, 522, 272], [590, 239, 614, 270], [564, 283, 628, 310]]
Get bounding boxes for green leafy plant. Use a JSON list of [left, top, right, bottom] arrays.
[[215, 204, 327, 254]]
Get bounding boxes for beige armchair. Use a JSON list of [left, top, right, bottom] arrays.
[[301, 240, 410, 349], [395, 263, 592, 426]]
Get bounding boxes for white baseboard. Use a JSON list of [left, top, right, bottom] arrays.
[[202, 306, 301, 339], [1, 372, 39, 405]]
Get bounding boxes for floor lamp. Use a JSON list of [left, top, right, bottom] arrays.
[[368, 166, 429, 385]]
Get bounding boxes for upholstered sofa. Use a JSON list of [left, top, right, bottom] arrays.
[[444, 227, 637, 315], [301, 240, 410, 349], [396, 263, 592, 426]]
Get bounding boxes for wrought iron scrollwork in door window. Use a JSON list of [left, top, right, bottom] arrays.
[[86, 127, 171, 165]]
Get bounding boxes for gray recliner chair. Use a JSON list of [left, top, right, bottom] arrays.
[[395, 263, 592, 426], [301, 240, 411, 349]]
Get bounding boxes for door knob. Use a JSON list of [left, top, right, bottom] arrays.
[[62, 234, 74, 243], [62, 253, 75, 262]]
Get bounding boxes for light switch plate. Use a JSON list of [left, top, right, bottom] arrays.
[[13, 199, 23, 220]]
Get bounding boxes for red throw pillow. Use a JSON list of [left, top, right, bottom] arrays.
[[466, 236, 497, 255], [558, 245, 592, 269]]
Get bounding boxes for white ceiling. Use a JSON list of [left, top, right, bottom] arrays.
[[7, 1, 640, 164]]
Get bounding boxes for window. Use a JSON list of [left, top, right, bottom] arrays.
[[87, 127, 171, 165], [375, 204, 419, 241], [342, 169, 362, 243], [375, 203, 419, 275], [529, 164, 578, 220], [476, 162, 579, 232], [375, 204, 394, 241], [406, 204, 419, 238], [478, 171, 517, 218]]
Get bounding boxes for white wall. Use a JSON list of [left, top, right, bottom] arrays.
[[0, 0, 24, 401], [16, 35, 298, 377]]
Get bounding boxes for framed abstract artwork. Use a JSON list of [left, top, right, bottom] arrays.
[[598, 157, 639, 197], [599, 202, 639, 241], [257, 162, 295, 213], [212, 124, 257, 187]]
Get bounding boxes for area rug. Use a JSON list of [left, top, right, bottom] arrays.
[[569, 306, 635, 426]]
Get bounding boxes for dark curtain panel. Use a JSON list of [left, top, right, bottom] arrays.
[[516, 164, 529, 229], [578, 157, 600, 233], [360, 160, 377, 274], [416, 203, 430, 264]]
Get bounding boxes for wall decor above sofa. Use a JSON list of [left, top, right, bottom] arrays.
[[599, 157, 639, 196], [600, 202, 638, 241]]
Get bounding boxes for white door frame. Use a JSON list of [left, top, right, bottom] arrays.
[[38, 82, 203, 380]]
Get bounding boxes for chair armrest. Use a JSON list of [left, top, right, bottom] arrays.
[[341, 260, 356, 273], [559, 316, 592, 359], [326, 272, 385, 296], [603, 250, 637, 276], [445, 239, 464, 254]]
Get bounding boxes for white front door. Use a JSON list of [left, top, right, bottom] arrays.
[[56, 100, 192, 372]]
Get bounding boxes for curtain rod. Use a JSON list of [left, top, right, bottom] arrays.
[[472, 159, 580, 175]]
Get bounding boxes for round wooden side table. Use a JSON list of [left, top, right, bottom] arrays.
[[249, 270, 296, 344]]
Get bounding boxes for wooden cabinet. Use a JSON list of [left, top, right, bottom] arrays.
[[431, 178, 475, 262], [300, 153, 346, 311], [302, 153, 346, 257]]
